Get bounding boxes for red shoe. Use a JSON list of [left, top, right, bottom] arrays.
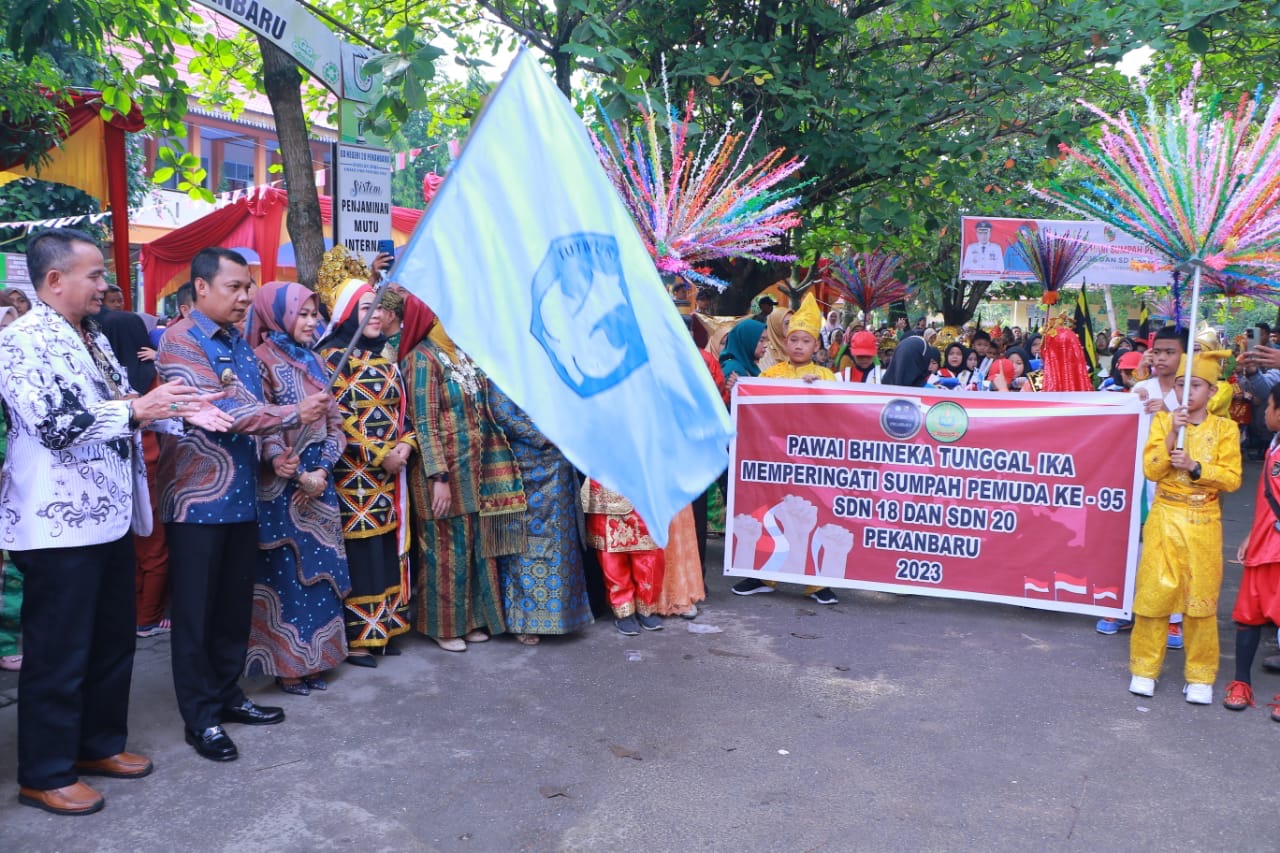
[[1269, 696, 1280, 723], [1223, 680, 1254, 711]]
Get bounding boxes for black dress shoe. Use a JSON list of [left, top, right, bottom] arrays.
[[346, 653, 377, 668], [185, 726, 238, 762], [221, 699, 285, 726]]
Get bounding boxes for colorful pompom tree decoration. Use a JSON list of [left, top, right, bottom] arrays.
[[590, 71, 808, 290], [1035, 67, 1280, 441], [1010, 228, 1094, 306], [819, 251, 915, 321]]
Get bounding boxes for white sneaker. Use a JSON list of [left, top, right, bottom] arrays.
[[1183, 682, 1213, 705], [680, 604, 699, 620], [1128, 675, 1155, 697]]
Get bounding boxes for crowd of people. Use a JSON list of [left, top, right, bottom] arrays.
[[0, 232, 711, 815], [2, 230, 1280, 818]]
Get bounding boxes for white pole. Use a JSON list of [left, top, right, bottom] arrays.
[[1102, 283, 1118, 342], [1176, 264, 1202, 449]]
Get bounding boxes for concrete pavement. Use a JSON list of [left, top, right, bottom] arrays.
[[1, 462, 1277, 851]]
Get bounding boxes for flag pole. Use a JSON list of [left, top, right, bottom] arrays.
[[1175, 261, 1202, 449]]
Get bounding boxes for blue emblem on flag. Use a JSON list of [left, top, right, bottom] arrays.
[[530, 233, 650, 397]]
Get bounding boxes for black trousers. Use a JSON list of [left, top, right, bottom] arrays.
[[13, 536, 136, 790], [166, 521, 256, 732]]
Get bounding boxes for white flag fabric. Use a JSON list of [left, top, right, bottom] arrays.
[[391, 50, 734, 545]]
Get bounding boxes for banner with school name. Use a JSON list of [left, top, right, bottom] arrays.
[[724, 380, 1145, 618]]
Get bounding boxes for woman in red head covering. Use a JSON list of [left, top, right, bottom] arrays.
[[399, 296, 528, 651], [247, 282, 350, 693]]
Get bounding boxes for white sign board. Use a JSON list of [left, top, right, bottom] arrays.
[[958, 215, 1168, 286], [334, 143, 393, 263], [0, 253, 32, 292]]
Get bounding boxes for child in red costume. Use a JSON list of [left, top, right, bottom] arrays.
[[581, 480, 666, 636], [1224, 383, 1280, 720]]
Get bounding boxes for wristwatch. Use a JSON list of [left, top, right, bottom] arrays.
[[1189, 462, 1202, 481], [434, 471, 450, 484]]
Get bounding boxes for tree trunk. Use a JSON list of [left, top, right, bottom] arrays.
[[715, 260, 790, 315], [259, 37, 325, 290], [939, 279, 992, 327]]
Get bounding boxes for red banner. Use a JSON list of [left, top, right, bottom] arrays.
[[725, 380, 1144, 617]]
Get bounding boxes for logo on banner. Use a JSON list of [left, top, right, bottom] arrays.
[[879, 398, 922, 440], [925, 401, 969, 443], [530, 233, 649, 397]]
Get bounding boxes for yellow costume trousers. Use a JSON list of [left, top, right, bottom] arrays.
[[763, 581, 823, 595], [1129, 614, 1219, 683]]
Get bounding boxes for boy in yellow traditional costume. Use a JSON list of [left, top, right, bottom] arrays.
[[736, 292, 839, 605], [760, 292, 836, 382], [1128, 346, 1242, 704]]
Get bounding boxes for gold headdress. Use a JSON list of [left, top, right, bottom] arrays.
[[788, 292, 822, 339], [316, 246, 371, 313]]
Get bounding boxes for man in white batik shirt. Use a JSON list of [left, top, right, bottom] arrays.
[[0, 229, 229, 816]]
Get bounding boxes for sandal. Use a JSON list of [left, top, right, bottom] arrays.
[[0, 654, 21, 672], [515, 634, 540, 646], [276, 678, 310, 696]]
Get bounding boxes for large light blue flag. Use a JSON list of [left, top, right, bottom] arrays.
[[391, 50, 734, 545]]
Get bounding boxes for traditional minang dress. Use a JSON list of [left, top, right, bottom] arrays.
[[322, 283, 416, 651], [488, 383, 592, 635], [403, 324, 526, 639], [246, 282, 350, 677], [582, 480, 666, 618]]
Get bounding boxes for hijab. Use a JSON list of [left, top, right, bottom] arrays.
[[397, 294, 438, 363], [943, 342, 968, 372], [428, 321, 459, 362], [320, 279, 385, 353], [249, 281, 328, 387], [882, 335, 933, 387], [1005, 346, 1032, 377], [719, 318, 766, 378], [759, 307, 793, 371]]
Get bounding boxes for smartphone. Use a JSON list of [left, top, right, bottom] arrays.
[[376, 239, 395, 258]]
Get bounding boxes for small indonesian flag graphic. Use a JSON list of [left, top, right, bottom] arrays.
[[1092, 586, 1119, 603], [1053, 572, 1089, 596], [1024, 576, 1051, 596]]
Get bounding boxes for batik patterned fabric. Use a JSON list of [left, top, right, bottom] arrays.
[[246, 332, 351, 677], [489, 383, 592, 636], [0, 300, 145, 550], [157, 309, 299, 524], [403, 339, 526, 638]]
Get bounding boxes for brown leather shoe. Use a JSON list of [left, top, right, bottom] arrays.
[[18, 781, 105, 815], [75, 751, 154, 779]]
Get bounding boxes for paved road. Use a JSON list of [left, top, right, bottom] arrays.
[[0, 462, 1275, 851]]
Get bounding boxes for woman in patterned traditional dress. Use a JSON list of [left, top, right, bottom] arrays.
[[320, 279, 416, 667], [399, 297, 527, 652], [245, 282, 351, 694], [487, 382, 593, 644]]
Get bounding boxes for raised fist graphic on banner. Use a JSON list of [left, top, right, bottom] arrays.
[[810, 523, 855, 579], [760, 495, 819, 575], [730, 514, 763, 570]]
